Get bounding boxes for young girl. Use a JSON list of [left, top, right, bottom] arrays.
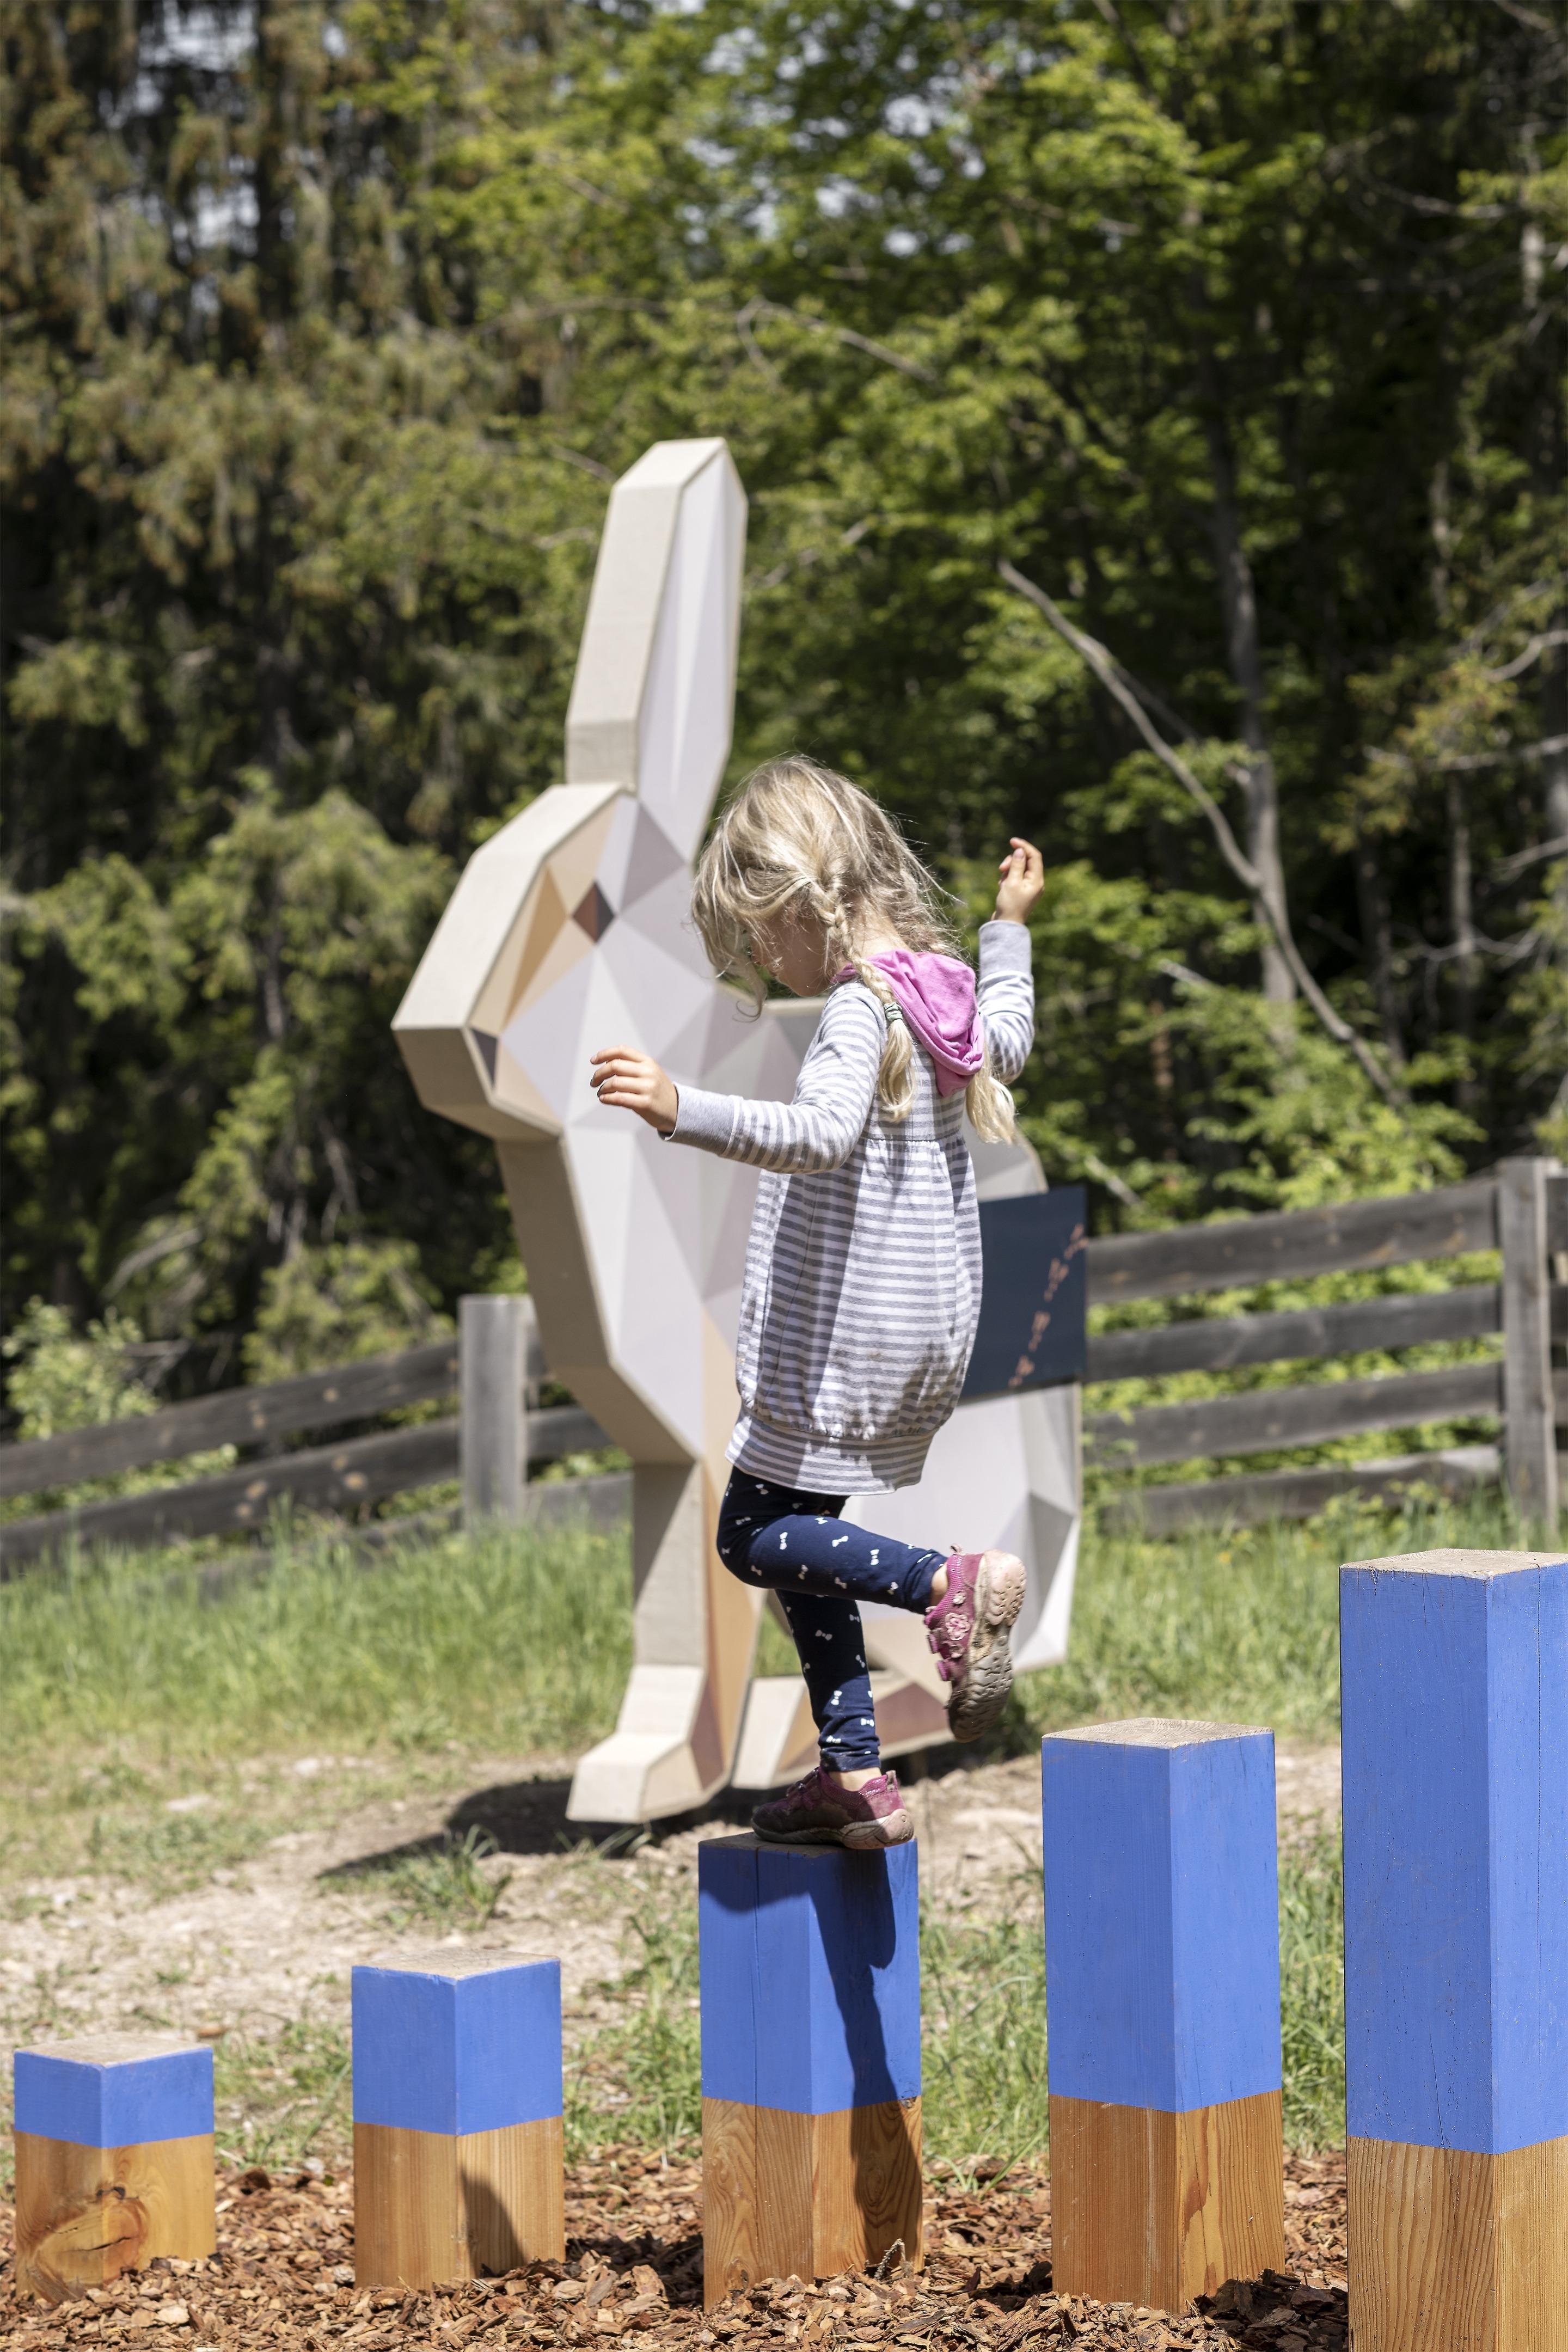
[[590, 757, 1042, 1851]]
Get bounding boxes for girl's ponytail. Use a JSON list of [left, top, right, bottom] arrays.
[[852, 959, 917, 1124], [964, 1057, 1017, 1143], [807, 876, 918, 1126]]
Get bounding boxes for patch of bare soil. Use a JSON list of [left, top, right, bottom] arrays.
[[0, 2147, 1347, 2351]]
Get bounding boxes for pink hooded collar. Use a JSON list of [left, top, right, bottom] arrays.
[[835, 948, 983, 1098]]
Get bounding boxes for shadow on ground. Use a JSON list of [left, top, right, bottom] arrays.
[[317, 1739, 1001, 1884]]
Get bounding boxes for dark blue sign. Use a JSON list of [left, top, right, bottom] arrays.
[[961, 1186, 1088, 1400]]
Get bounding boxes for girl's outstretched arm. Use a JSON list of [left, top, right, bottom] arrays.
[[977, 836, 1042, 1085], [592, 987, 883, 1172]]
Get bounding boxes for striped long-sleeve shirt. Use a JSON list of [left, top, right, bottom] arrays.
[[667, 921, 1036, 1491]]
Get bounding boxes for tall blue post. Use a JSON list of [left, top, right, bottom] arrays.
[[699, 1833, 922, 2305], [1042, 1718, 1285, 2313], [352, 1948, 564, 2287], [1342, 1547, 1568, 2350]]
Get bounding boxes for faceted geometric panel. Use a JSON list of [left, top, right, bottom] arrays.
[[634, 457, 743, 862], [573, 883, 615, 941]]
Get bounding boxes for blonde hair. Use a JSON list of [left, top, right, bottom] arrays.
[[691, 756, 1017, 1141]]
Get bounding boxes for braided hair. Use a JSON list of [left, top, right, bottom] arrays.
[[690, 756, 1017, 1141]]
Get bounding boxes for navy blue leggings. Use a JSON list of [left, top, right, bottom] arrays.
[[716, 1471, 947, 1773]]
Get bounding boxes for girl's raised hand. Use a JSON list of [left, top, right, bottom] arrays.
[[994, 837, 1044, 924], [591, 1045, 678, 1135]]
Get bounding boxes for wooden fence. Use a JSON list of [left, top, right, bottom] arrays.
[[1083, 1157, 1561, 1533], [0, 1298, 614, 1575], [1, 1156, 1562, 1566]]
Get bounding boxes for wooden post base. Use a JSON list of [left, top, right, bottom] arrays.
[[14, 2130, 216, 2304], [702, 2094, 922, 2306], [354, 2116, 565, 2288], [1049, 2088, 1284, 2313], [1347, 2133, 1568, 2352]]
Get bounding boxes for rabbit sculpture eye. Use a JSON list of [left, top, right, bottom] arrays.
[[394, 439, 1079, 1827]]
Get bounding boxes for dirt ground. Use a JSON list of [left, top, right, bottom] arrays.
[[0, 1741, 1342, 2080]]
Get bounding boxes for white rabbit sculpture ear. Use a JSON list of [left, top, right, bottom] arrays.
[[394, 437, 840, 1826], [395, 436, 1080, 1824]]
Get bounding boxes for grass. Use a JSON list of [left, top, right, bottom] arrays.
[[213, 2015, 353, 2172], [352, 1825, 514, 1929], [1280, 1830, 1346, 2150], [0, 1516, 632, 1768], [1007, 1479, 1524, 1748]]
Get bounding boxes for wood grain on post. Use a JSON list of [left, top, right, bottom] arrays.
[[352, 2116, 565, 2287], [11, 2035, 215, 2305], [1048, 2089, 1284, 2311], [1498, 1159, 1561, 1536], [699, 1835, 923, 2305], [460, 1295, 528, 1526], [1041, 1719, 1285, 2317], [351, 1948, 564, 2289], [1342, 1550, 1568, 2352]]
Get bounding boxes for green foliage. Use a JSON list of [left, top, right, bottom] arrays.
[[921, 1908, 1050, 2178], [2, 1302, 158, 1441], [0, 1301, 237, 1514], [4, 0, 1566, 1377], [244, 1239, 450, 1382]]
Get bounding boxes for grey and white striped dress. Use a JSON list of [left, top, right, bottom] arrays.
[[666, 921, 1036, 1491]]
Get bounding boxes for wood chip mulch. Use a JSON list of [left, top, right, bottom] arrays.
[[0, 2148, 1346, 2351]]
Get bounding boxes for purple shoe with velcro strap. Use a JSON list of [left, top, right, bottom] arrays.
[[924, 1548, 1026, 1741], [750, 1765, 914, 1850]]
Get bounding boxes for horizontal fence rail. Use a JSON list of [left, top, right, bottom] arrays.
[[1083, 1283, 1504, 1383], [1086, 1362, 1504, 1471], [0, 1404, 609, 1575], [0, 1340, 462, 1500], [1082, 1178, 1500, 1304]]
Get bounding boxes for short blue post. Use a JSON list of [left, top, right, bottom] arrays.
[[13, 2032, 215, 2304], [352, 1948, 564, 2286], [1342, 1547, 1568, 2349], [1042, 1719, 1285, 2312], [699, 1833, 922, 2303]]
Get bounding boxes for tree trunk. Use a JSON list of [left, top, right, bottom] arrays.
[[1353, 825, 1405, 1068], [1446, 774, 1478, 1043], [1197, 346, 1293, 1003]]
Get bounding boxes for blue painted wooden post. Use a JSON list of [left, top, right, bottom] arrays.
[[352, 1949, 564, 2287], [1041, 1719, 1285, 2313], [13, 2033, 215, 2303], [1342, 1548, 1568, 2349], [699, 1833, 922, 2304]]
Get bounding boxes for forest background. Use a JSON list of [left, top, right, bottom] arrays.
[[4, 0, 1568, 1412]]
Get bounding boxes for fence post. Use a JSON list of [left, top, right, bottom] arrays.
[[1498, 1156, 1560, 1538], [460, 1295, 527, 1526]]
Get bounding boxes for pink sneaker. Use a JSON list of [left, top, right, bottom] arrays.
[[924, 1550, 1026, 1741], [751, 1766, 914, 1850]]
